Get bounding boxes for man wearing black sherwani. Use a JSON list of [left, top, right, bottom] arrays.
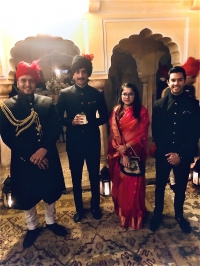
[[150, 66, 199, 234], [56, 54, 108, 223], [0, 60, 67, 248]]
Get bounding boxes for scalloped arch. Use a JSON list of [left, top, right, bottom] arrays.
[[8, 34, 80, 78], [113, 28, 180, 66]]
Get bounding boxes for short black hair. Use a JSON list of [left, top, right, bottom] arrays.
[[168, 66, 186, 80]]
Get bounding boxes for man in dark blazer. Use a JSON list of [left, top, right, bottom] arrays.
[[56, 54, 108, 223], [0, 60, 67, 248], [150, 66, 199, 234]]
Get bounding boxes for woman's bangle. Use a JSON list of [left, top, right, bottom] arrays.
[[125, 143, 130, 149]]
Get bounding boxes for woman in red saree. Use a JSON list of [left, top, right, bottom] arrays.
[[108, 83, 150, 229]]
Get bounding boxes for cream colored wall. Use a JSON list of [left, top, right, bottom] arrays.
[[0, 1, 199, 97]]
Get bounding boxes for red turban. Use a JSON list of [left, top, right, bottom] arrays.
[[16, 60, 41, 84], [182, 57, 200, 77], [157, 65, 169, 78]]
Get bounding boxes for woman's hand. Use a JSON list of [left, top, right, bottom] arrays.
[[30, 148, 47, 165], [116, 144, 126, 154], [122, 155, 130, 168]]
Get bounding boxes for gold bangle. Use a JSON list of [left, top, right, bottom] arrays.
[[125, 143, 130, 149]]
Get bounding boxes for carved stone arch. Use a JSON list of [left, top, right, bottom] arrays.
[[106, 27, 181, 137], [8, 34, 80, 79], [113, 28, 180, 69]]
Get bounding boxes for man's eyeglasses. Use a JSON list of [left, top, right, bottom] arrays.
[[121, 93, 135, 98]]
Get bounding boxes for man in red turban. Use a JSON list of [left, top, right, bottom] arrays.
[[182, 57, 200, 97], [0, 60, 67, 248], [182, 57, 200, 84], [162, 57, 200, 98], [16, 60, 41, 84]]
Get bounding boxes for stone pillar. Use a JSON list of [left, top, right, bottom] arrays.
[[140, 76, 148, 108], [88, 79, 108, 162], [140, 76, 152, 137], [0, 81, 12, 166]]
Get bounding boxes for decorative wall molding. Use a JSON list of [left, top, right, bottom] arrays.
[[95, 0, 199, 13], [103, 17, 189, 73], [89, 0, 100, 12], [191, 0, 200, 10]]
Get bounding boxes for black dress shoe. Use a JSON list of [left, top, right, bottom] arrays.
[[150, 213, 162, 232], [175, 217, 191, 234], [73, 212, 83, 223], [23, 227, 43, 248], [46, 223, 67, 236], [92, 208, 102, 220]]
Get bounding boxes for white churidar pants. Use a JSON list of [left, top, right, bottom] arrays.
[[24, 202, 56, 230]]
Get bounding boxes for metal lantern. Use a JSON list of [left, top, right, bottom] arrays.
[[100, 166, 111, 197], [192, 170, 200, 186], [100, 176, 111, 196], [192, 159, 200, 186], [2, 176, 13, 208], [2, 192, 13, 208]]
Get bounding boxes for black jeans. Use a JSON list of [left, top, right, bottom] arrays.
[[67, 146, 100, 213], [154, 156, 190, 218]]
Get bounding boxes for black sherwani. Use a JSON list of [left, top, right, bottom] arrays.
[[0, 93, 66, 210], [152, 91, 199, 217], [56, 83, 108, 212]]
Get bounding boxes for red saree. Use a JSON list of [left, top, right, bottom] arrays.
[[108, 105, 150, 229]]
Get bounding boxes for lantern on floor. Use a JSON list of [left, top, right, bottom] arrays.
[[192, 159, 200, 186], [2, 176, 13, 208], [100, 166, 111, 197]]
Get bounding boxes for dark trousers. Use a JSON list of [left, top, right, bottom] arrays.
[[67, 146, 100, 213], [154, 156, 190, 218]]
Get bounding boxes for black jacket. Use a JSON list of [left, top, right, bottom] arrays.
[[56, 84, 108, 153], [152, 91, 199, 163], [0, 93, 65, 210]]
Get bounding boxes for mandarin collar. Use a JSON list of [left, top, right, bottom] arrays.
[[169, 90, 185, 100], [18, 92, 35, 103], [75, 83, 88, 90]]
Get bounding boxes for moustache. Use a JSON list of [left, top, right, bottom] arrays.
[[77, 78, 85, 81]]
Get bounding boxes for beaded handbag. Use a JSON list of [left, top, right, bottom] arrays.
[[119, 148, 145, 177]]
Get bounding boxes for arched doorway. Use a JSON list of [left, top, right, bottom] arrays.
[[9, 34, 80, 81], [104, 28, 180, 123]]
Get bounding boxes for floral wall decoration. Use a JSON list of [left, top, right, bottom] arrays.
[[45, 77, 69, 95]]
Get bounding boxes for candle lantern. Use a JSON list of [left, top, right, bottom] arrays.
[[192, 159, 200, 186], [100, 166, 111, 197], [2, 176, 13, 208], [192, 170, 200, 186]]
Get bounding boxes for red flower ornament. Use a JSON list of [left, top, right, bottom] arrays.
[[82, 54, 94, 61]]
